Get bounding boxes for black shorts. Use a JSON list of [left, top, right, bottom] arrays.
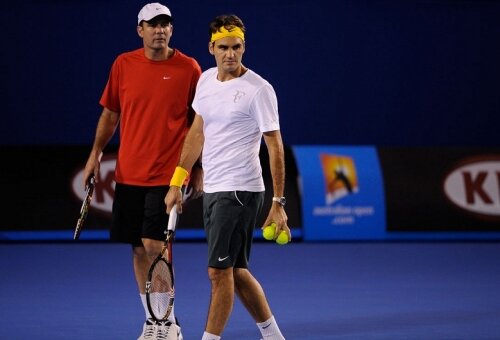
[[203, 191, 264, 269], [110, 183, 170, 246]]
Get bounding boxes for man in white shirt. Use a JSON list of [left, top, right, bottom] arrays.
[[165, 14, 290, 340]]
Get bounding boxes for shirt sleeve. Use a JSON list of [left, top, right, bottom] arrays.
[[251, 83, 280, 132], [99, 57, 121, 113]]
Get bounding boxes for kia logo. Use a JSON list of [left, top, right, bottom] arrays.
[[443, 157, 500, 218], [72, 155, 117, 214]]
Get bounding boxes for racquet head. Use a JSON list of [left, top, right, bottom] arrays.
[[145, 256, 174, 321], [145, 204, 179, 322]]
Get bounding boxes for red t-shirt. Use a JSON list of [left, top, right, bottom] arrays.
[[100, 48, 201, 186]]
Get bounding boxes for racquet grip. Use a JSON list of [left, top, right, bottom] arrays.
[[167, 205, 178, 232]]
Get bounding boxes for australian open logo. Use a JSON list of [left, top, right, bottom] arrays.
[[320, 153, 359, 205]]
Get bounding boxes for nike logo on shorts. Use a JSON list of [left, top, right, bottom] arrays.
[[218, 256, 230, 262]]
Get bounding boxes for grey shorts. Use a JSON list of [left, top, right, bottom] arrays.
[[110, 183, 170, 246], [203, 191, 264, 269]]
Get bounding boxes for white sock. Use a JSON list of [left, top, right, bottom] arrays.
[[141, 293, 177, 324], [163, 295, 176, 324], [257, 315, 285, 340], [156, 292, 176, 324], [202, 331, 221, 340], [140, 294, 152, 320]]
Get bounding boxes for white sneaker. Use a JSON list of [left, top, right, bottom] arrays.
[[137, 318, 156, 340], [156, 320, 183, 340]]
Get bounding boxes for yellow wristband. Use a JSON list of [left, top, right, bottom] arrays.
[[170, 166, 188, 187]]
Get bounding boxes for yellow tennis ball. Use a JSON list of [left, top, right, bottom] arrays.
[[276, 231, 289, 245], [262, 222, 276, 240]]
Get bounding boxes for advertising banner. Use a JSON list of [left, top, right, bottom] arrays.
[[378, 147, 500, 233], [292, 146, 386, 240], [4, 145, 499, 241]]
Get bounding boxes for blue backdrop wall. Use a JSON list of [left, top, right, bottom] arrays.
[[2, 0, 499, 147]]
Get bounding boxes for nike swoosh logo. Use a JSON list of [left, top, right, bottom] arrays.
[[218, 256, 230, 262], [163, 76, 171, 80], [262, 323, 271, 329]]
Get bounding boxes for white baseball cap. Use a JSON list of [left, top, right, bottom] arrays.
[[138, 3, 172, 24]]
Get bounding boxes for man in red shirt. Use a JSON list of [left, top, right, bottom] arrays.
[[83, 3, 202, 339]]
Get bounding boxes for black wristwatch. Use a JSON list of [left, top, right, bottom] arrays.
[[272, 196, 286, 207]]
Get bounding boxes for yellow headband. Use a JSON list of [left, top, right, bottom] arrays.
[[210, 26, 245, 42]]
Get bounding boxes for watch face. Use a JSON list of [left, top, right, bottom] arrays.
[[274, 197, 286, 206]]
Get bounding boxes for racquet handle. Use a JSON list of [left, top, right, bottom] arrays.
[[167, 205, 178, 232]]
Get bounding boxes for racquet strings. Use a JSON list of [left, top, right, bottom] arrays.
[[149, 258, 174, 320]]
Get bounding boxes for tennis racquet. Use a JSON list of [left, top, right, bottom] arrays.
[[73, 176, 96, 240], [145, 204, 179, 322]]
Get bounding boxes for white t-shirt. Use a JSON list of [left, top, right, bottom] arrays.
[[192, 67, 280, 193]]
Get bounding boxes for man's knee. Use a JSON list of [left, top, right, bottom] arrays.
[[208, 267, 233, 283], [140, 238, 162, 257]]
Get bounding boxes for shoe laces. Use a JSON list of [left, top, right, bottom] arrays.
[[156, 321, 171, 340], [143, 320, 156, 339]]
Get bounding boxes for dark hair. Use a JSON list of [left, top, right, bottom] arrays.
[[208, 14, 246, 40]]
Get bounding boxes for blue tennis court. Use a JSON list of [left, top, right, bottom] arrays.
[[1, 241, 499, 339]]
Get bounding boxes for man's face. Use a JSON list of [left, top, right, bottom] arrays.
[[137, 16, 173, 50], [209, 36, 245, 73]]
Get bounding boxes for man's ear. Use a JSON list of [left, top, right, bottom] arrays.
[[208, 41, 215, 55], [137, 25, 144, 38]]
